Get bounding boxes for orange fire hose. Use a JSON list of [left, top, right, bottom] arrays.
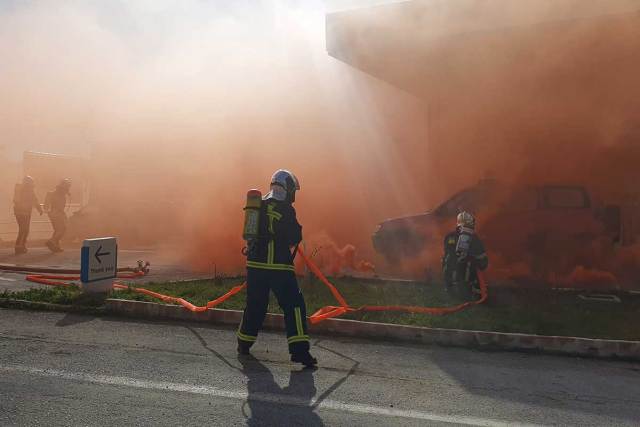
[[25, 274, 79, 287], [26, 271, 147, 287], [23, 247, 487, 324], [110, 282, 247, 312], [0, 264, 147, 275], [297, 248, 349, 308], [25, 270, 247, 312], [297, 247, 488, 323]]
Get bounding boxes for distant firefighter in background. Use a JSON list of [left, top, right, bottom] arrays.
[[12, 176, 43, 255], [44, 178, 71, 253], [442, 211, 489, 300]]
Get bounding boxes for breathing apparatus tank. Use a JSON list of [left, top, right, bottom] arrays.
[[243, 189, 262, 255], [455, 231, 472, 262], [455, 212, 475, 263]]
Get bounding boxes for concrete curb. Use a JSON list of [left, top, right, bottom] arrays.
[[105, 298, 640, 361]]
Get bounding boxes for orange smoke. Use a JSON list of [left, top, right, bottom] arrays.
[[2, 2, 640, 289], [320, 244, 376, 276], [294, 233, 375, 277], [549, 266, 618, 290]]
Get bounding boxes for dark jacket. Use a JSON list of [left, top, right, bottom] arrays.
[[44, 189, 68, 217], [13, 184, 42, 216], [442, 229, 488, 285], [246, 198, 302, 272]]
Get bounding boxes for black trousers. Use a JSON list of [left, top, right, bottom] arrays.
[[48, 213, 67, 246], [237, 268, 310, 354], [15, 213, 31, 248]]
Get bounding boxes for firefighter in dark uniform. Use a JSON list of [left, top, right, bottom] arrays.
[[13, 176, 43, 255], [442, 212, 489, 300], [237, 169, 317, 368], [44, 178, 71, 253]]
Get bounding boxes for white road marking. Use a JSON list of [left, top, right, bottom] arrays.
[[0, 364, 543, 427], [0, 277, 17, 282]]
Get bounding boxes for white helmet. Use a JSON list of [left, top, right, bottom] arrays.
[[267, 169, 300, 202], [456, 211, 475, 229], [57, 178, 71, 190]]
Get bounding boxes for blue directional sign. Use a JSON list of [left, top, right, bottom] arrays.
[[81, 237, 118, 283]]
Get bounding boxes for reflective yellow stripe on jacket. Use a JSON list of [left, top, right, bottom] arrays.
[[246, 261, 295, 272], [247, 202, 294, 272]]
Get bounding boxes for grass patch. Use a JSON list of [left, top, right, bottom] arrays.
[[113, 276, 640, 341], [4, 276, 639, 341], [1, 286, 107, 307]]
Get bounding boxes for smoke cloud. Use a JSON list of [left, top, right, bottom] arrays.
[[2, 1, 639, 288], [1, 0, 427, 275]]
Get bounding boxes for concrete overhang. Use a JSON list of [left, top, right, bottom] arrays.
[[326, 0, 640, 100]]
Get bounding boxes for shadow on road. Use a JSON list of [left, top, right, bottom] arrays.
[[55, 313, 96, 327], [238, 355, 323, 427], [312, 339, 359, 411], [185, 325, 240, 371]]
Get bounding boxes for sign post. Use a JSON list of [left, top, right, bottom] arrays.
[[81, 237, 117, 293]]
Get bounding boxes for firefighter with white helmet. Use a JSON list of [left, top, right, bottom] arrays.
[[44, 178, 71, 253], [442, 211, 489, 300], [237, 169, 317, 367], [13, 176, 43, 254]]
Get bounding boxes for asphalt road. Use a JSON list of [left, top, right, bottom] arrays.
[[1, 309, 639, 426]]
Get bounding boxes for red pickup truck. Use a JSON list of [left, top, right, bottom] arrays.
[[372, 180, 622, 277]]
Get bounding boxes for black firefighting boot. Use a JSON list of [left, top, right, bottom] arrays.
[[237, 339, 252, 355], [46, 240, 63, 253], [471, 285, 482, 301], [291, 351, 318, 368]]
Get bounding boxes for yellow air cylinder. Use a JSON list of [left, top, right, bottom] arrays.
[[243, 189, 262, 241]]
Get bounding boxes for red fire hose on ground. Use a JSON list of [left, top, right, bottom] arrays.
[[110, 282, 248, 313], [0, 260, 150, 275], [24, 271, 147, 287], [297, 248, 488, 324], [6, 250, 487, 323], [2, 260, 248, 312]]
